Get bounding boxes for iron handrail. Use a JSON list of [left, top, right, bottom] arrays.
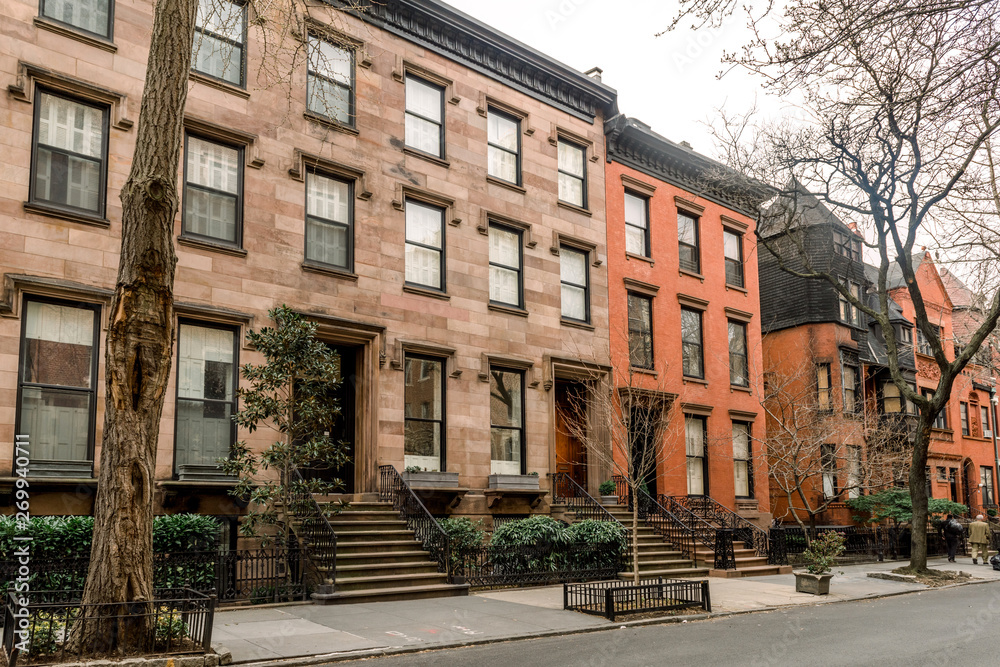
[[669, 495, 770, 561], [549, 472, 625, 527], [378, 465, 452, 580], [289, 468, 338, 590], [611, 476, 710, 565]]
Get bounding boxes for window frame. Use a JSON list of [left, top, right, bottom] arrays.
[[728, 319, 749, 387], [723, 228, 745, 288], [842, 364, 859, 414], [685, 414, 709, 496], [488, 222, 524, 309], [677, 211, 701, 274], [838, 279, 863, 326], [172, 319, 240, 477], [981, 466, 995, 506], [306, 34, 356, 127], [681, 306, 704, 379], [15, 295, 101, 471], [404, 198, 446, 292], [489, 366, 526, 475], [960, 401, 970, 436], [916, 324, 940, 356], [487, 106, 522, 186], [192, 0, 247, 88], [623, 190, 651, 257], [732, 421, 753, 499], [821, 443, 838, 499], [557, 138, 587, 208], [181, 132, 245, 248], [817, 363, 832, 412], [833, 229, 862, 261], [39, 0, 115, 40], [982, 404, 992, 437], [403, 353, 447, 472], [28, 86, 110, 218], [559, 244, 590, 324], [627, 292, 654, 370], [922, 388, 948, 429], [304, 167, 354, 272], [404, 74, 446, 159]]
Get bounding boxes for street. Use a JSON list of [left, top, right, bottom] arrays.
[[333, 582, 1000, 667]]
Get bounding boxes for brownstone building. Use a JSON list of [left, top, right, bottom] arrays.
[[0, 0, 619, 526]]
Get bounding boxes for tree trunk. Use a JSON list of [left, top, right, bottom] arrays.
[[68, 0, 197, 654], [908, 421, 934, 572]]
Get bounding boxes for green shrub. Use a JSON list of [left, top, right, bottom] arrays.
[[801, 531, 845, 574], [598, 480, 616, 496], [564, 520, 626, 546], [439, 518, 485, 570], [490, 515, 568, 549], [155, 607, 189, 643], [561, 520, 627, 572], [27, 613, 64, 657]]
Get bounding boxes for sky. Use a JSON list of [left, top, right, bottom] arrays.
[[444, 0, 780, 162]]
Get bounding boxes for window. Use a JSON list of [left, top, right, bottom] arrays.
[[557, 139, 586, 207], [40, 0, 112, 38], [677, 212, 700, 273], [685, 416, 707, 495], [183, 135, 242, 245], [925, 466, 933, 499], [489, 224, 522, 308], [490, 368, 524, 475], [627, 294, 653, 369], [724, 229, 744, 287], [838, 280, 863, 326], [981, 467, 995, 506], [833, 229, 861, 261], [405, 76, 444, 158], [560, 246, 589, 322], [487, 108, 520, 184], [192, 0, 245, 86], [937, 466, 948, 482], [821, 444, 837, 498], [17, 298, 99, 468], [624, 192, 650, 257], [175, 322, 237, 473], [846, 445, 862, 499], [916, 325, 940, 356], [728, 320, 748, 387], [842, 365, 858, 413], [817, 363, 831, 411], [307, 35, 354, 125], [732, 422, 753, 498], [30, 91, 108, 216], [982, 405, 992, 438], [403, 355, 444, 471], [305, 170, 352, 270], [404, 199, 445, 290], [960, 402, 970, 436], [681, 308, 704, 379], [922, 389, 948, 429], [898, 325, 913, 347]]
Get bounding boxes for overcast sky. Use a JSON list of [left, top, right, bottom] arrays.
[[445, 0, 779, 160]]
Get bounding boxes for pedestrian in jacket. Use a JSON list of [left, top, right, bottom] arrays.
[[943, 514, 964, 563], [969, 514, 991, 564]]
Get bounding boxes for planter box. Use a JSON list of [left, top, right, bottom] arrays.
[[400, 471, 459, 488], [177, 464, 236, 482], [488, 474, 540, 490], [600, 495, 618, 505], [794, 571, 834, 595]]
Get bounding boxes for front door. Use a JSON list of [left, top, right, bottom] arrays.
[[301, 344, 357, 493], [555, 381, 587, 490]]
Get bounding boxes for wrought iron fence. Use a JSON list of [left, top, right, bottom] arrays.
[[780, 525, 965, 562], [611, 477, 713, 566], [490, 515, 530, 531], [2, 587, 215, 666], [454, 541, 624, 589], [550, 473, 623, 524], [564, 577, 711, 622], [378, 465, 452, 580], [666, 495, 771, 563], [289, 468, 339, 592]]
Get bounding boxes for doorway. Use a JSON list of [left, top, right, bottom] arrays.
[[301, 344, 358, 493], [555, 381, 588, 490]]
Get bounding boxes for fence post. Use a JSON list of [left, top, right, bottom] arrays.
[[714, 529, 736, 570], [768, 526, 788, 566], [203, 591, 217, 652], [701, 580, 712, 613], [605, 586, 615, 622]]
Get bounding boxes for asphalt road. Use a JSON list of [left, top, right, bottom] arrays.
[[332, 582, 1000, 667]]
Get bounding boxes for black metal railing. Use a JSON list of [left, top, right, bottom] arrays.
[[550, 473, 624, 525], [668, 495, 771, 562], [768, 527, 789, 565], [564, 577, 711, 622], [288, 468, 340, 593], [611, 476, 707, 566], [2, 587, 215, 665], [779, 525, 962, 562], [378, 465, 452, 580], [454, 541, 623, 589]]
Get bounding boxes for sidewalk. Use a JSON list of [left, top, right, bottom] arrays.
[[212, 557, 1000, 664]]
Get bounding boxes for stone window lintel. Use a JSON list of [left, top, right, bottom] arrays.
[[10, 61, 132, 130]]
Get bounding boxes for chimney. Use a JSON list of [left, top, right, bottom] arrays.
[[847, 222, 858, 232], [584, 67, 603, 82], [680, 141, 692, 149]]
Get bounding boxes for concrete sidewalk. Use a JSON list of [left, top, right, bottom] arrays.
[[212, 556, 1000, 664]]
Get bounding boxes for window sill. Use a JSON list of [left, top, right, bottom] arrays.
[[189, 71, 250, 99], [679, 268, 705, 282], [488, 302, 529, 318], [557, 200, 592, 217], [403, 146, 450, 168], [726, 283, 748, 294], [730, 385, 752, 393], [301, 262, 358, 282], [683, 376, 708, 386], [486, 176, 526, 194], [177, 235, 247, 257], [33, 17, 117, 53], [561, 318, 594, 331], [23, 201, 109, 228], [304, 111, 359, 136], [629, 366, 658, 377], [625, 252, 654, 267], [403, 284, 450, 300]]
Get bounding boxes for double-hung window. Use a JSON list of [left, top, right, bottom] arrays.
[[487, 108, 520, 184], [490, 368, 524, 475], [846, 445, 862, 499], [916, 325, 940, 356], [305, 170, 352, 270], [685, 415, 708, 495], [677, 212, 700, 273], [982, 405, 992, 438], [981, 467, 995, 506], [30, 91, 108, 216], [307, 36, 354, 126], [489, 224, 522, 308], [728, 320, 748, 387], [174, 322, 237, 475], [960, 402, 970, 436], [624, 192, 650, 256], [41, 0, 112, 38], [922, 389, 948, 429], [821, 444, 837, 498], [557, 139, 586, 207], [404, 199, 445, 290], [192, 0, 245, 86], [627, 293, 653, 369], [681, 307, 704, 379], [403, 355, 445, 471], [839, 280, 863, 326], [817, 363, 832, 411], [405, 76, 444, 158], [183, 134, 243, 246], [724, 229, 744, 287], [560, 246, 589, 323], [834, 230, 862, 260], [17, 298, 100, 472], [732, 422, 753, 498], [842, 365, 858, 413]]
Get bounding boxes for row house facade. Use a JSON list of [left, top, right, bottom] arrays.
[[0, 0, 622, 527]]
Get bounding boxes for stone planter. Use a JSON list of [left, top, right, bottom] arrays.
[[601, 495, 619, 505], [488, 473, 540, 490], [400, 471, 460, 488], [794, 571, 834, 595]]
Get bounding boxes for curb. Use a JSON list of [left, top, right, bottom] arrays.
[[225, 575, 1000, 666]]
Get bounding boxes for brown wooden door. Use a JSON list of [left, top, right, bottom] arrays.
[[555, 381, 587, 489]]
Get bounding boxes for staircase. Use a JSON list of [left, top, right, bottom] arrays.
[[601, 504, 709, 580]]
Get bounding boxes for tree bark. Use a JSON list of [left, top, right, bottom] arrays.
[[68, 0, 197, 654], [908, 421, 934, 572]]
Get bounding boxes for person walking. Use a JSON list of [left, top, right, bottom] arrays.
[[943, 514, 964, 563], [968, 514, 991, 564]]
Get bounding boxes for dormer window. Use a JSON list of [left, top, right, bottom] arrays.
[[834, 229, 862, 261]]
